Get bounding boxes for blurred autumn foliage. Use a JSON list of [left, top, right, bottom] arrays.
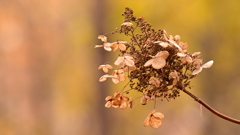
[[0, 0, 240, 135]]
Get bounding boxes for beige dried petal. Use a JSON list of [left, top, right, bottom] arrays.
[[174, 35, 181, 41], [121, 95, 129, 101], [121, 22, 133, 26], [192, 52, 201, 57], [143, 115, 150, 127], [169, 70, 178, 78], [105, 64, 113, 69], [155, 51, 169, 59], [140, 95, 148, 105], [181, 57, 187, 64], [159, 42, 169, 48], [177, 52, 187, 57], [186, 56, 193, 63], [172, 79, 178, 85], [105, 96, 112, 101], [152, 112, 165, 120], [193, 59, 202, 69], [94, 45, 103, 48], [120, 100, 128, 109], [123, 65, 136, 72], [114, 57, 125, 66], [118, 43, 126, 51], [144, 59, 154, 67], [202, 60, 214, 68], [149, 116, 162, 128], [98, 35, 107, 42], [192, 67, 203, 75], [112, 100, 121, 108], [124, 56, 134, 60], [168, 40, 182, 51], [112, 77, 120, 84], [105, 101, 112, 108], [152, 58, 166, 69], [98, 65, 105, 70], [118, 73, 126, 82], [125, 59, 135, 67], [99, 74, 111, 82], [103, 42, 112, 51], [111, 42, 119, 51], [113, 92, 121, 98]]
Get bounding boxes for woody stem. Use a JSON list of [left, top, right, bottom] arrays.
[[182, 88, 240, 124]]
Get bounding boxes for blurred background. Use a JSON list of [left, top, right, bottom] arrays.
[[0, 0, 240, 135]]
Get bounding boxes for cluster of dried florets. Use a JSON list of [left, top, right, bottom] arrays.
[[95, 7, 214, 128]]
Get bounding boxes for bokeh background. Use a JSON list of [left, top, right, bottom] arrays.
[[0, 0, 240, 135]]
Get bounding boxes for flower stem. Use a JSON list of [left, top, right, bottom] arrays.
[[182, 88, 240, 124]]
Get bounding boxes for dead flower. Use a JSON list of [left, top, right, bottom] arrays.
[[111, 41, 127, 51], [144, 51, 169, 69], [105, 92, 130, 109], [192, 60, 214, 75], [112, 69, 126, 84], [169, 70, 179, 85], [143, 109, 164, 128], [114, 55, 135, 67], [95, 35, 112, 51], [98, 64, 113, 73]]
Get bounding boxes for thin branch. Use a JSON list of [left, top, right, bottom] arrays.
[[182, 88, 240, 124]]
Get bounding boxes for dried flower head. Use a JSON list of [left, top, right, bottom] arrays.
[[95, 7, 214, 129]]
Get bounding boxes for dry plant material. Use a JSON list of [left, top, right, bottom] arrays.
[[95, 7, 214, 128]]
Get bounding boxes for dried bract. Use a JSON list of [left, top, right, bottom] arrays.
[[144, 109, 164, 128], [144, 51, 169, 69], [98, 64, 113, 73]]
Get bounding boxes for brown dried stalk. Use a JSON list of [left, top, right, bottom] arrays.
[[182, 88, 240, 124]]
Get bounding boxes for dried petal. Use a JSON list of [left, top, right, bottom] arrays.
[[140, 95, 148, 105], [94, 45, 103, 48], [193, 59, 202, 69], [125, 59, 135, 67], [144, 59, 154, 67], [149, 78, 160, 87], [152, 112, 165, 120], [159, 42, 169, 48], [202, 60, 214, 68], [174, 35, 181, 41], [143, 115, 150, 127], [120, 100, 128, 109], [118, 43, 126, 51], [105, 101, 112, 108], [192, 52, 201, 57], [105, 96, 112, 101], [177, 52, 187, 57], [192, 67, 203, 75], [111, 42, 119, 51], [121, 22, 133, 26], [149, 116, 162, 128], [155, 51, 169, 59], [114, 57, 125, 66], [152, 58, 166, 69], [98, 35, 107, 42], [185, 56, 193, 63], [103, 42, 112, 51], [112, 100, 121, 108]]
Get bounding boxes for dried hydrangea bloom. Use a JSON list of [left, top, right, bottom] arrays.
[[144, 51, 169, 69], [114, 55, 135, 67], [192, 60, 214, 75], [111, 41, 127, 51], [143, 109, 164, 128], [177, 53, 193, 64], [98, 64, 113, 73]]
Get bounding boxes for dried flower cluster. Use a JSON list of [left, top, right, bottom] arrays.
[[95, 7, 214, 128]]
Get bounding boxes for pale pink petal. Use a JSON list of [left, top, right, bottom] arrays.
[[144, 59, 154, 67], [152, 58, 166, 69], [155, 51, 169, 59], [202, 60, 214, 68], [94, 45, 103, 48], [125, 59, 135, 67], [192, 67, 203, 75], [114, 57, 124, 66]]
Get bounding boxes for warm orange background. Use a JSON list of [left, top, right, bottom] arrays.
[[0, 0, 240, 135]]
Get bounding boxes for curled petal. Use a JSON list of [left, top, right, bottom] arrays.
[[118, 43, 126, 51], [185, 56, 193, 63], [111, 42, 119, 51], [112, 100, 121, 108], [105, 96, 112, 101], [202, 60, 214, 68], [105, 64, 113, 69], [98, 35, 107, 42], [143, 115, 150, 127], [192, 52, 201, 57], [192, 67, 203, 75], [159, 42, 169, 48], [120, 101, 128, 109], [152, 112, 165, 120]]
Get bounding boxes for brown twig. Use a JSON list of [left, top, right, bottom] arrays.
[[182, 88, 240, 124]]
